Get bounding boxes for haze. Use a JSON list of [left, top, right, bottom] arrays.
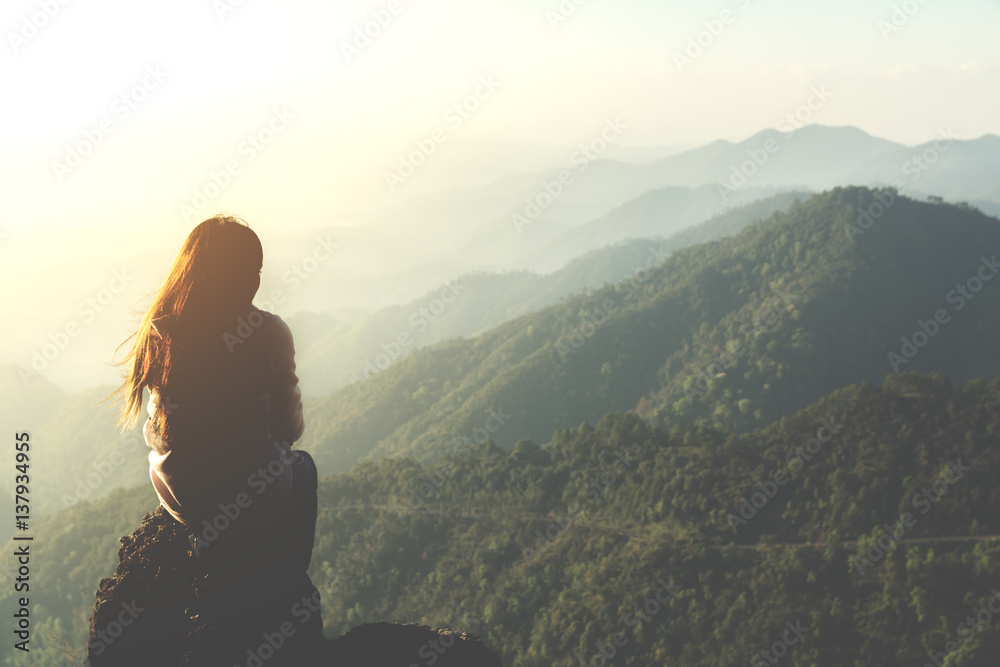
[[2, 0, 998, 392]]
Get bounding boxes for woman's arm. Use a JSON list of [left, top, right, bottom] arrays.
[[266, 315, 305, 445]]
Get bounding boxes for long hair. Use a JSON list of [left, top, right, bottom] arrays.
[[102, 215, 263, 440]]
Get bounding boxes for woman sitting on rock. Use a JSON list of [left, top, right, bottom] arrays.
[[101, 215, 322, 664]]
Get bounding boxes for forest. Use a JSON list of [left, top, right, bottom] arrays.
[[4, 188, 1000, 665], [4, 373, 1000, 666]]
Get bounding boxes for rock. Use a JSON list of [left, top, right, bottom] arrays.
[[89, 506, 503, 666]]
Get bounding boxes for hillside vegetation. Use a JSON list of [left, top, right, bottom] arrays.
[[292, 191, 808, 396], [5, 375, 1000, 666], [296, 188, 1000, 475]]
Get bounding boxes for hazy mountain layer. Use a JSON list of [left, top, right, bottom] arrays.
[[294, 188, 1000, 476]]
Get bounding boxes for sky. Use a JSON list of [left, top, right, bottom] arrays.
[[2, 0, 997, 237], [1, 0, 999, 391]]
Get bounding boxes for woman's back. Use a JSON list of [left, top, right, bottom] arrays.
[[144, 304, 305, 528]]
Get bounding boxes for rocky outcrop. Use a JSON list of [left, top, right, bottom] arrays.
[[89, 506, 502, 666]]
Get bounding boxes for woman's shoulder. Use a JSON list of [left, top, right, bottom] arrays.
[[249, 306, 290, 331], [221, 305, 292, 354], [244, 306, 294, 347]]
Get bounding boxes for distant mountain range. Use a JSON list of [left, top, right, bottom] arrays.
[[12, 187, 1000, 518], [290, 191, 810, 395], [271, 124, 1000, 312], [0, 193, 808, 519], [8, 125, 999, 396]]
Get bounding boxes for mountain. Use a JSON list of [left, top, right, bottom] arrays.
[[0, 363, 67, 425], [23, 188, 1000, 516], [0, 366, 72, 527], [312, 125, 1000, 310], [8, 384, 148, 519], [13, 126, 998, 396], [289, 192, 809, 395], [244, 376, 1000, 666], [367, 125, 1000, 253], [8, 375, 1000, 666], [602, 140, 700, 163], [512, 185, 805, 273], [561, 125, 999, 209], [605, 125, 1000, 209], [972, 199, 1000, 218], [8, 193, 807, 518], [857, 132, 1000, 202], [292, 188, 1000, 476]]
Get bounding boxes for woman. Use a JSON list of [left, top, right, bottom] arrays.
[[102, 215, 322, 660]]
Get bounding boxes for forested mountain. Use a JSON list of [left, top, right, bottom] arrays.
[[291, 191, 808, 396], [13, 127, 999, 397], [7, 375, 1000, 666], [8, 188, 1000, 666], [294, 188, 1000, 476], [20, 188, 1000, 521], [0, 365, 66, 426], [0, 366, 82, 522], [8, 194, 808, 521], [0, 383, 147, 520]]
